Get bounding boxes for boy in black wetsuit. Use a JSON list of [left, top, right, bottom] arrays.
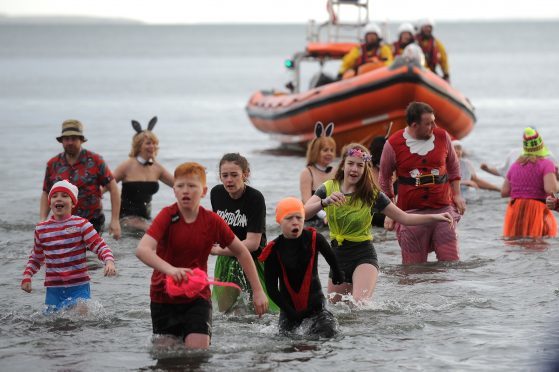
[[259, 197, 344, 338]]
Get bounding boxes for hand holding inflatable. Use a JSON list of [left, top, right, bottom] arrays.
[[166, 268, 241, 299]]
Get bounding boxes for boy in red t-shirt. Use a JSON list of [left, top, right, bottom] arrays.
[[136, 162, 268, 349]]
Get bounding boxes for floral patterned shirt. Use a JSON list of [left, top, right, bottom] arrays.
[[43, 149, 113, 220]]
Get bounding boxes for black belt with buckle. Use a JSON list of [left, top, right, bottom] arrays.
[[398, 174, 448, 186]]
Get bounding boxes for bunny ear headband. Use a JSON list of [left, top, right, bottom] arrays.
[[131, 116, 158, 134], [314, 121, 335, 138]]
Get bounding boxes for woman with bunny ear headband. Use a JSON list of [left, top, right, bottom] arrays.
[[112, 116, 174, 232], [299, 122, 337, 228]]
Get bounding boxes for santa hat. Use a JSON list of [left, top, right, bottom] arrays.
[[49, 180, 78, 205]]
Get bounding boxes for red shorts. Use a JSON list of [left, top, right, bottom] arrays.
[[395, 206, 461, 264]]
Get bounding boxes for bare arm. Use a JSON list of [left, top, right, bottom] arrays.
[[39, 191, 50, 221], [105, 179, 121, 240], [112, 159, 130, 183], [212, 232, 262, 256], [480, 163, 502, 177], [381, 202, 452, 226], [159, 164, 174, 188], [450, 179, 466, 215], [228, 236, 268, 316], [471, 174, 501, 192], [544, 172, 558, 194], [501, 178, 511, 197], [304, 194, 323, 220], [135, 234, 192, 282], [299, 167, 313, 204]]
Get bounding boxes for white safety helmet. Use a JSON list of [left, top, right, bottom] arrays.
[[417, 18, 435, 28], [363, 22, 381, 38], [398, 22, 415, 36]]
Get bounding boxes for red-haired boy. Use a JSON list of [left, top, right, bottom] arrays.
[[136, 162, 268, 349]]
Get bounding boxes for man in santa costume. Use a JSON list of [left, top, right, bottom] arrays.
[[379, 101, 466, 264]]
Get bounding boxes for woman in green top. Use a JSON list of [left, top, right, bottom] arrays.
[[304, 143, 452, 304]]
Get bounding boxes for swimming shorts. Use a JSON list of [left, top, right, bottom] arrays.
[[89, 214, 105, 235], [150, 299, 212, 340], [45, 282, 91, 312], [329, 240, 379, 283]]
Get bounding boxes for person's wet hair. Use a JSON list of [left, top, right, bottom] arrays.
[[369, 136, 387, 168], [218, 153, 250, 181], [406, 101, 434, 125], [129, 131, 159, 158]]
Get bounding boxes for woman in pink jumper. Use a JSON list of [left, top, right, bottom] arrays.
[[502, 128, 558, 239]]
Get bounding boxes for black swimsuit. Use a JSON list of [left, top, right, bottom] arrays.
[[120, 181, 159, 219], [261, 229, 343, 337], [306, 166, 327, 227]]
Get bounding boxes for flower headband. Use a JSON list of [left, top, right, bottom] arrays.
[[347, 148, 372, 162]]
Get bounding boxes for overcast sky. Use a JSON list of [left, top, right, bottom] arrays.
[[1, 0, 558, 23]]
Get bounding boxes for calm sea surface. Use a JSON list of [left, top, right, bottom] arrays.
[[1, 22, 559, 371]]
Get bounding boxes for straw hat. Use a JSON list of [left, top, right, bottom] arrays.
[[56, 119, 87, 143]]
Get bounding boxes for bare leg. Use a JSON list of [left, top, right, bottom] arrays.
[[216, 287, 240, 313], [184, 333, 210, 349], [74, 301, 89, 316], [351, 264, 378, 304], [121, 216, 150, 232]]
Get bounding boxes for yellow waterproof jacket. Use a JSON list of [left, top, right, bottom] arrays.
[[338, 43, 394, 75], [417, 36, 449, 76]]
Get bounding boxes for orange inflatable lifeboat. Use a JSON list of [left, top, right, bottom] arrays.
[[246, 49, 475, 151], [245, 1, 475, 151]]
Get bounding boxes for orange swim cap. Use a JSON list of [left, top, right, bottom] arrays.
[[275, 197, 305, 223]]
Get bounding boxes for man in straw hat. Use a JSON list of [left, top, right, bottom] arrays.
[[40, 119, 121, 239]]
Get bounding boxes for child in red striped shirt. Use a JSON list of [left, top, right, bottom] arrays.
[[21, 180, 116, 312]]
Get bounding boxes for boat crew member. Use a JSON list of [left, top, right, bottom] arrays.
[[338, 22, 394, 79], [415, 18, 450, 82], [379, 101, 465, 264], [392, 22, 416, 57]]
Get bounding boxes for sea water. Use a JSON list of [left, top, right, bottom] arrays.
[[1, 22, 559, 371]]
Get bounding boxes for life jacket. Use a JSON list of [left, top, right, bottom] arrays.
[[416, 34, 439, 72], [258, 228, 317, 312], [356, 42, 381, 68]]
